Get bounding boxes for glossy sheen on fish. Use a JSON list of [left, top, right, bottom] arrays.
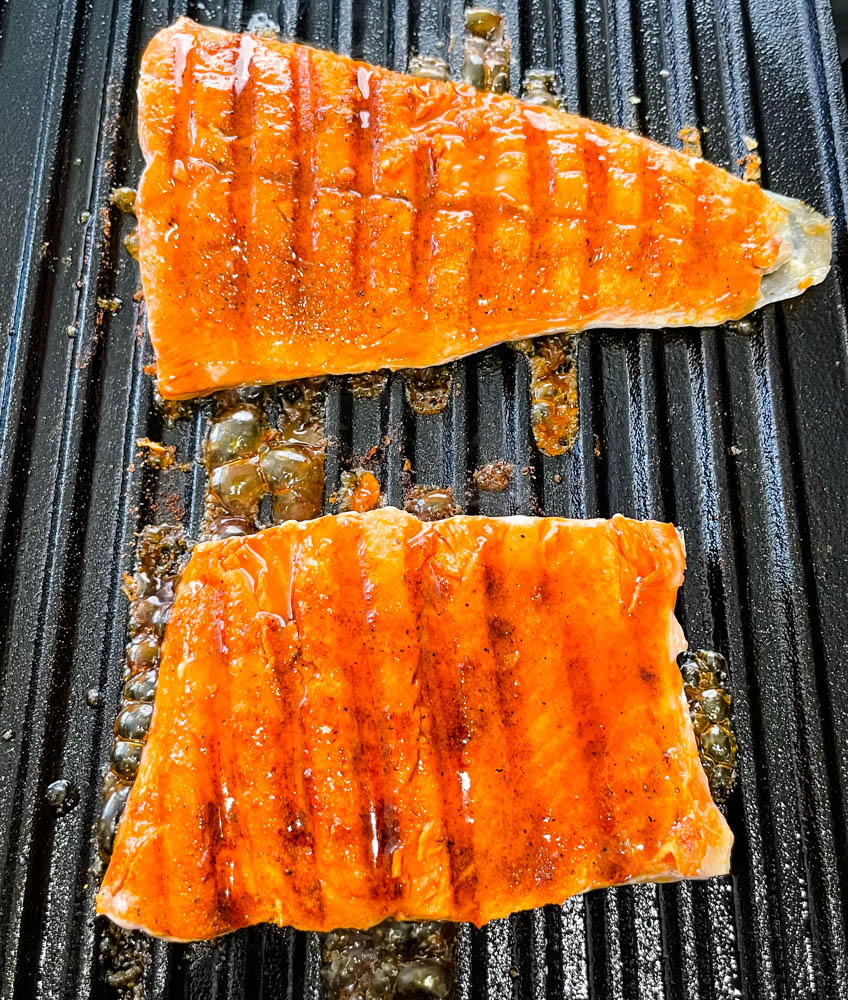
[[97, 508, 732, 940], [138, 20, 830, 399]]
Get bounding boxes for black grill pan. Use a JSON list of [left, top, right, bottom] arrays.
[[1, 1, 847, 998]]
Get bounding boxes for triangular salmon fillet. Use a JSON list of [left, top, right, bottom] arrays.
[[97, 508, 731, 940], [137, 19, 830, 399]]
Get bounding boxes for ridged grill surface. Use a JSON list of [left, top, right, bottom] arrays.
[[0, 1, 846, 999]]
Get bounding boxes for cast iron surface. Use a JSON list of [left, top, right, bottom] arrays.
[[0, 1, 847, 998]]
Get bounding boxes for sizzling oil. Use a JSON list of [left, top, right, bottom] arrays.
[[514, 335, 580, 456], [678, 649, 738, 803], [202, 382, 327, 539], [98, 523, 188, 863], [97, 525, 188, 996]]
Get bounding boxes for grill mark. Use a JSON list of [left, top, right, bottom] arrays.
[[166, 33, 195, 337], [481, 552, 549, 888], [466, 97, 496, 337], [290, 48, 316, 322], [566, 533, 633, 884], [521, 109, 555, 316], [201, 643, 229, 930], [152, 671, 170, 933], [257, 611, 324, 924], [638, 144, 663, 316], [308, 527, 383, 900], [414, 545, 480, 918], [286, 540, 353, 922], [412, 135, 438, 317], [229, 35, 256, 351], [350, 528, 398, 895], [350, 65, 372, 316], [580, 129, 608, 318], [690, 162, 710, 311], [208, 593, 248, 932], [287, 658, 328, 919]]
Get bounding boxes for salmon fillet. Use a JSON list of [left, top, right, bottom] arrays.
[[97, 508, 732, 940], [137, 19, 829, 399]]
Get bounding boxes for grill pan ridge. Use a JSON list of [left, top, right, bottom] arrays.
[[0, 1, 847, 998]]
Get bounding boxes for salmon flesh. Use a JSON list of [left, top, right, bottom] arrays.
[[137, 19, 831, 399], [97, 508, 732, 940]]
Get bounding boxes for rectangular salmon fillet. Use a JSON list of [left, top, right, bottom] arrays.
[[97, 508, 732, 940], [137, 19, 830, 399]]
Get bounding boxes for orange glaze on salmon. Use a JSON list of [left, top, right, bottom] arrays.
[[97, 508, 732, 940], [136, 19, 800, 399]]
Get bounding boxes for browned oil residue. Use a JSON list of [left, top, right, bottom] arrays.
[[404, 367, 452, 415], [98, 524, 186, 995], [462, 7, 510, 92], [405, 485, 459, 521], [204, 402, 267, 536], [336, 468, 382, 512], [407, 53, 450, 81], [521, 69, 560, 108], [678, 649, 738, 803], [678, 125, 703, 158], [124, 226, 140, 260], [203, 382, 327, 538], [473, 460, 513, 492], [109, 186, 137, 214], [97, 296, 123, 313], [322, 922, 457, 1000], [515, 335, 579, 456], [269, 380, 326, 523], [99, 524, 187, 862], [245, 11, 281, 37], [152, 387, 194, 428], [740, 152, 762, 183], [135, 437, 177, 470], [99, 920, 149, 998], [350, 370, 389, 399]]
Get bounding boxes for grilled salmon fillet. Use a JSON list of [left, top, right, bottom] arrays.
[[97, 508, 732, 940], [137, 19, 830, 399]]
